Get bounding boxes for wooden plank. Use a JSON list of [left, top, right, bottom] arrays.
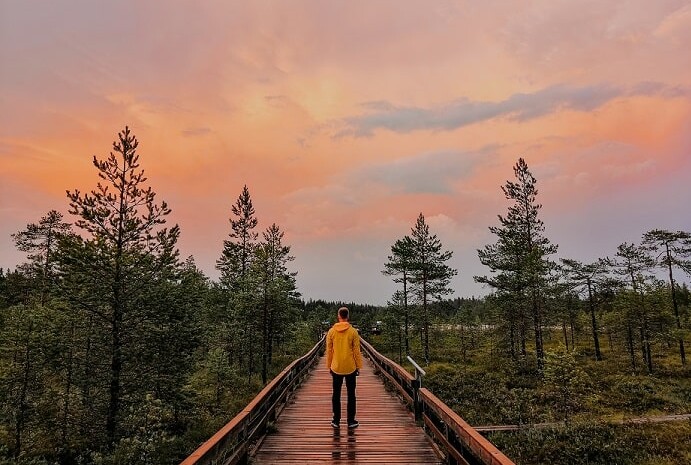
[[252, 356, 443, 464]]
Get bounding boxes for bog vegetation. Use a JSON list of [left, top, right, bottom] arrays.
[[1, 128, 689, 464]]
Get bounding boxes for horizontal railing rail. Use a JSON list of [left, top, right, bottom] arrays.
[[180, 336, 325, 465], [360, 339, 515, 465], [360, 338, 417, 407]]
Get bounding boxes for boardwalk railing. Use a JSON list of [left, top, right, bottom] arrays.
[[360, 339, 515, 465], [180, 336, 325, 465]]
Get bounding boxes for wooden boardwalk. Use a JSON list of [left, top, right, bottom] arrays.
[[252, 355, 443, 464]]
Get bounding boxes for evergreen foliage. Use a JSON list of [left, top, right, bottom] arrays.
[[643, 229, 691, 365], [476, 158, 557, 370], [0, 128, 313, 463], [382, 214, 457, 363], [382, 235, 416, 356], [63, 126, 182, 449], [607, 242, 659, 372], [560, 258, 610, 362]]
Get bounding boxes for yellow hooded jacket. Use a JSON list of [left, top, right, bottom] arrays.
[[326, 321, 363, 375]]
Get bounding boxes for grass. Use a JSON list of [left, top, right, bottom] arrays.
[[367, 324, 691, 465]]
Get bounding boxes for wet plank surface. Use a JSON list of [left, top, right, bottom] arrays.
[[252, 356, 442, 464]]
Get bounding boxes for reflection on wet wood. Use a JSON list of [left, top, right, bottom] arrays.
[[252, 357, 442, 464]]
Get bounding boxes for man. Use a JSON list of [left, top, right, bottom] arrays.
[[326, 306, 363, 429]]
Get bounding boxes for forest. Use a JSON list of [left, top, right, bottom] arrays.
[[1, 128, 689, 464]]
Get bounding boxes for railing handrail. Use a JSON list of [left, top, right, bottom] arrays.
[[360, 339, 515, 465], [360, 338, 416, 407], [419, 387, 515, 465], [180, 336, 325, 465]]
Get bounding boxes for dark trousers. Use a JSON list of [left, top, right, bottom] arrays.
[[331, 370, 357, 423]]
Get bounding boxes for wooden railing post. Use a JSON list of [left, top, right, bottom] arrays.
[[407, 355, 426, 423], [444, 422, 457, 465]]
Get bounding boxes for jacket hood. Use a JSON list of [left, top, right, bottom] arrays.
[[333, 322, 351, 332]]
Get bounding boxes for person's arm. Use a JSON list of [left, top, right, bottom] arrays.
[[326, 329, 333, 371], [352, 330, 363, 370]]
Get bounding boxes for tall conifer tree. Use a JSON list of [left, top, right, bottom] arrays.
[[409, 213, 457, 363], [382, 235, 415, 355], [608, 242, 657, 372], [476, 158, 556, 370], [11, 210, 73, 305], [642, 229, 691, 365], [217, 185, 259, 290], [560, 258, 609, 361], [251, 223, 297, 383], [216, 185, 260, 377], [64, 126, 180, 448]]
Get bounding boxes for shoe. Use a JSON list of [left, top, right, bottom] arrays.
[[347, 420, 359, 429], [331, 421, 340, 428]]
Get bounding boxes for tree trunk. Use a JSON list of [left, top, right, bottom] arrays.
[[665, 245, 686, 365], [643, 317, 653, 374], [248, 324, 254, 383], [460, 324, 467, 362], [398, 324, 403, 364], [81, 315, 94, 439], [262, 289, 269, 385], [509, 318, 516, 360], [532, 288, 544, 370], [403, 271, 409, 356], [627, 323, 636, 372], [106, 311, 122, 448], [587, 280, 602, 361], [14, 323, 33, 459], [267, 313, 275, 366], [61, 321, 75, 446], [520, 320, 527, 358], [423, 275, 430, 364], [639, 326, 648, 369]]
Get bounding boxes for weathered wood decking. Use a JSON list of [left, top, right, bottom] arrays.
[[252, 355, 443, 464]]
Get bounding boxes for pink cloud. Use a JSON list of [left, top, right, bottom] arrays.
[[1, 1, 690, 302]]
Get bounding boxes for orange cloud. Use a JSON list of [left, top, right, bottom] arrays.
[[2, 0, 690, 302]]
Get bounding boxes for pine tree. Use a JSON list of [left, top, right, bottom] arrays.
[[11, 210, 73, 305], [642, 229, 691, 365], [409, 213, 457, 363], [476, 158, 557, 370], [216, 185, 260, 379], [64, 126, 180, 448], [382, 235, 415, 355], [543, 349, 590, 422], [607, 242, 657, 372], [217, 185, 259, 290], [251, 223, 298, 383], [560, 258, 609, 361], [4, 212, 74, 457], [0, 303, 50, 458]]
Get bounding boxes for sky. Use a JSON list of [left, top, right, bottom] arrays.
[[1, 0, 690, 305]]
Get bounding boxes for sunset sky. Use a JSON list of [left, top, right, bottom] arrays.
[[1, 1, 690, 304]]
